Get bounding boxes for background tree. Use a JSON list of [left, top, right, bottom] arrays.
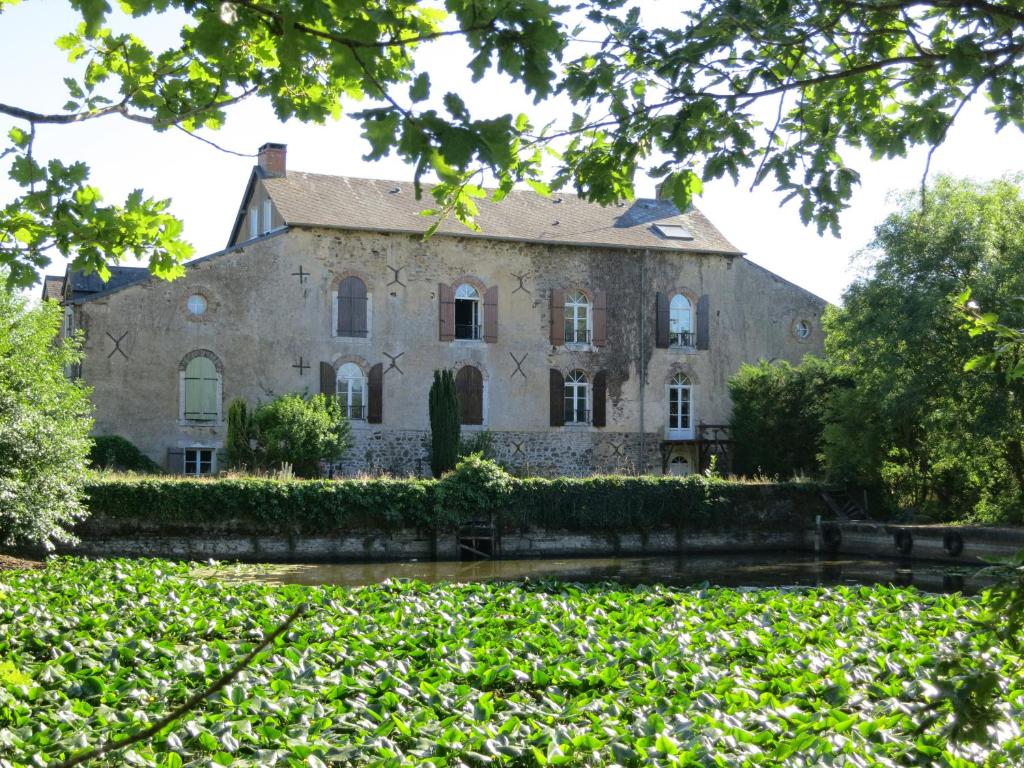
[[4, 0, 1024, 286], [822, 175, 1024, 522], [0, 287, 93, 547], [729, 357, 833, 478], [251, 393, 350, 477], [429, 369, 460, 478]]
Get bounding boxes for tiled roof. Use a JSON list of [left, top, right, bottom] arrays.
[[68, 267, 150, 303], [41, 275, 64, 302], [261, 173, 742, 256]]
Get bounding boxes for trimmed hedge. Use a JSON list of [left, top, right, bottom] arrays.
[[81, 473, 824, 535]]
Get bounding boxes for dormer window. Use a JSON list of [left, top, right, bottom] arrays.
[[654, 223, 694, 240], [262, 199, 273, 235], [249, 206, 258, 239]]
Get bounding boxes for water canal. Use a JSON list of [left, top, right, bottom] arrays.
[[205, 551, 995, 593]]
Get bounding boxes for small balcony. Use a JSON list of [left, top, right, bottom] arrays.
[[339, 403, 367, 421], [455, 323, 482, 340], [670, 330, 695, 348], [564, 407, 591, 425]]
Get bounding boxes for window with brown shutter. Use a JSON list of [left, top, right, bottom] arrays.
[[337, 277, 368, 337], [367, 363, 383, 423], [549, 288, 565, 345], [696, 294, 710, 350], [455, 365, 484, 425], [319, 361, 336, 396], [549, 369, 565, 426], [439, 283, 455, 341], [592, 370, 607, 427], [592, 289, 607, 347], [483, 285, 498, 343], [655, 292, 670, 348]]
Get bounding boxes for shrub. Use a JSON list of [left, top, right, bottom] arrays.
[[0, 289, 93, 547], [88, 435, 160, 473], [81, 473, 822, 535], [434, 454, 513, 527], [429, 370, 459, 477], [252, 393, 351, 477], [729, 357, 833, 478]]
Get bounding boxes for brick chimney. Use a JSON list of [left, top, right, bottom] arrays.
[[258, 142, 287, 178]]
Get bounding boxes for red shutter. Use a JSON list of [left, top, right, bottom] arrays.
[[592, 289, 607, 347], [439, 283, 455, 341], [655, 292, 670, 348], [592, 370, 607, 427], [455, 366, 483, 425], [367, 363, 383, 424], [319, 362, 336, 396], [484, 285, 498, 343], [696, 294, 710, 350], [549, 369, 564, 426], [550, 288, 565, 346]]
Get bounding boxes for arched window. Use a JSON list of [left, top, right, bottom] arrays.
[[564, 291, 591, 344], [668, 373, 693, 439], [337, 276, 368, 337], [669, 455, 691, 477], [181, 354, 221, 422], [564, 369, 590, 424], [455, 365, 484, 425], [669, 295, 693, 347], [337, 363, 367, 420], [455, 284, 481, 340]]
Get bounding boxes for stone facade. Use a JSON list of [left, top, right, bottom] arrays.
[[55, 148, 827, 477]]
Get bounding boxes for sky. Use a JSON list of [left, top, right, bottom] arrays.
[[3, 2, 1024, 305]]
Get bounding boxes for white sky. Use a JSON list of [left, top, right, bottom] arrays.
[[3, 1, 1024, 305]]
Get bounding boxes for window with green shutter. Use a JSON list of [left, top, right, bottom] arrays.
[[183, 356, 219, 421]]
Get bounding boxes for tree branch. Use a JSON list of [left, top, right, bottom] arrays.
[[50, 603, 307, 768]]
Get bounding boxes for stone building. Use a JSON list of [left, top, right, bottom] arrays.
[[43, 143, 826, 477]]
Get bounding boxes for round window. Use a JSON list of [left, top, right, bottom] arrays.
[[187, 294, 208, 316], [794, 319, 811, 340]]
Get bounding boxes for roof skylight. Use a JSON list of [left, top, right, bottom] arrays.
[[653, 223, 694, 240]]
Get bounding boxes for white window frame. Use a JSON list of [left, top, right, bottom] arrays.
[[564, 291, 592, 346], [667, 373, 694, 439], [454, 283, 482, 341], [183, 447, 216, 476], [564, 369, 591, 425], [336, 363, 368, 422], [262, 199, 273, 235], [669, 294, 694, 348], [249, 205, 259, 239], [178, 355, 223, 425]]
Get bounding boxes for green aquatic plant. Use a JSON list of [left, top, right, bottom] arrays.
[[0, 558, 1022, 766]]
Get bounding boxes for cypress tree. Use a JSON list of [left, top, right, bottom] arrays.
[[429, 369, 460, 477], [225, 397, 254, 470]]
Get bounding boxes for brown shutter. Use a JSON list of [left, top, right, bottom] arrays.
[[438, 283, 455, 341], [455, 366, 483, 425], [655, 292, 670, 348], [592, 370, 607, 427], [484, 285, 498, 343], [549, 369, 564, 426], [592, 289, 607, 347], [549, 288, 565, 345], [696, 294, 710, 350], [367, 363, 383, 424], [338, 276, 368, 336], [319, 362, 336, 396]]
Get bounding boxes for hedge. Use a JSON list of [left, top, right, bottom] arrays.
[[81, 473, 825, 536]]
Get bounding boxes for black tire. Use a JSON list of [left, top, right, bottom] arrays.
[[821, 524, 842, 552], [894, 530, 913, 555], [943, 531, 964, 557]]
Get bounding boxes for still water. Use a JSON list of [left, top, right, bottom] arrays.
[[207, 552, 993, 594]]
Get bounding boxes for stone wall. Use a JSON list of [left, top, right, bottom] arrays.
[[336, 427, 664, 476]]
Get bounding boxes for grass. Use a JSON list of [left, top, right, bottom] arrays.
[[0, 558, 1022, 766]]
